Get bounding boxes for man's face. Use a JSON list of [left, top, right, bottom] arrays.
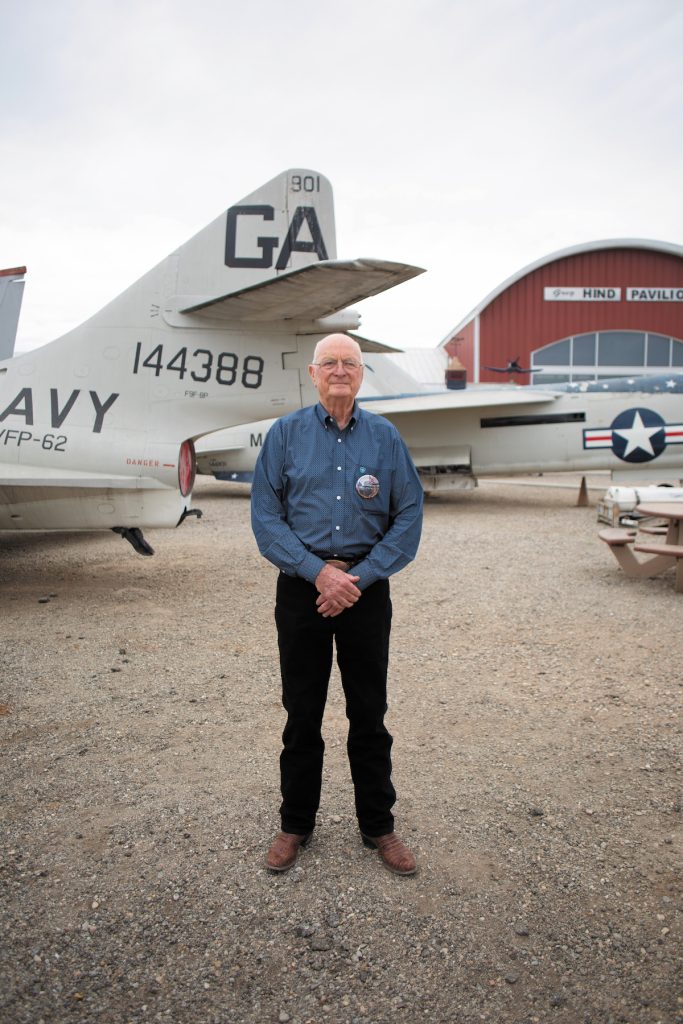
[[308, 337, 364, 408]]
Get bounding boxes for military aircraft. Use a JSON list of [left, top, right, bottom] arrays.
[[0, 267, 26, 360], [483, 356, 534, 375], [0, 170, 423, 552], [195, 355, 683, 492]]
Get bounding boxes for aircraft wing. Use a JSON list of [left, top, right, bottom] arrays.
[[358, 386, 561, 415], [0, 465, 168, 489], [194, 434, 245, 454], [179, 259, 425, 322]]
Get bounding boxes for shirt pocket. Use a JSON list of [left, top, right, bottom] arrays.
[[352, 465, 389, 517]]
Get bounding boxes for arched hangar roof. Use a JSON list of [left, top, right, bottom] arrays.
[[440, 238, 683, 345]]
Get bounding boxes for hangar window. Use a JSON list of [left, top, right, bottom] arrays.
[[599, 331, 644, 366], [573, 333, 596, 364], [647, 334, 671, 366], [532, 331, 683, 383], [537, 338, 570, 365]]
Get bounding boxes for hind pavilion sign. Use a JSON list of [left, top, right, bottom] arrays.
[[545, 287, 620, 301], [626, 287, 683, 301], [545, 286, 683, 302]]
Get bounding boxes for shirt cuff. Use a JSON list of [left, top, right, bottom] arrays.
[[297, 551, 328, 584], [353, 560, 380, 591]]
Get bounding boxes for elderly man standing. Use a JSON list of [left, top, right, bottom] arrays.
[[251, 333, 423, 875]]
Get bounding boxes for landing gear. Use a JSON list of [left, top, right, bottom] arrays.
[[178, 508, 203, 526], [112, 526, 155, 556]]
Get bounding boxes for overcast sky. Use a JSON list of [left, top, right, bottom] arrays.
[[1, 0, 681, 353]]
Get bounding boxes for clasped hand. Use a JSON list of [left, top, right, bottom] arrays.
[[314, 564, 361, 618]]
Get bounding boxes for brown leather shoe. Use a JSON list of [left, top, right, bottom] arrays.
[[265, 831, 311, 872], [361, 832, 417, 875]]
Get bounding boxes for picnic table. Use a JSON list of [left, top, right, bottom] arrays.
[[633, 502, 683, 591], [598, 500, 683, 591]]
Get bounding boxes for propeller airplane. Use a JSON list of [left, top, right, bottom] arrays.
[[483, 356, 535, 375]]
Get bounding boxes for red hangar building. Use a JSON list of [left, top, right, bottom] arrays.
[[440, 239, 683, 385]]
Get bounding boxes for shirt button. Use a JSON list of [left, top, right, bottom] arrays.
[[335, 525, 340, 531], [337, 466, 341, 471], [336, 495, 341, 500], [337, 438, 342, 443]]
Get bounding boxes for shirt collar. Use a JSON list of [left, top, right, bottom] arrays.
[[315, 401, 360, 430]]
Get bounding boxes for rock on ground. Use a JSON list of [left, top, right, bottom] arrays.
[[1, 474, 680, 1024]]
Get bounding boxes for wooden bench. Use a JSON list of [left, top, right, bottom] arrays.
[[633, 542, 683, 558], [598, 528, 636, 547], [598, 528, 676, 580], [634, 542, 683, 592]]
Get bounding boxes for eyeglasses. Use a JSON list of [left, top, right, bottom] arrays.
[[312, 358, 364, 371]]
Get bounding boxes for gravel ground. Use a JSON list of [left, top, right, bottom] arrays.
[[1, 473, 680, 1024]]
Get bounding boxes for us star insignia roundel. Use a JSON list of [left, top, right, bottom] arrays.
[[583, 407, 683, 463]]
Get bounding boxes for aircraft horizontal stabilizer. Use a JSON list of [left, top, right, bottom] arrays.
[[350, 332, 404, 354], [179, 259, 425, 323]]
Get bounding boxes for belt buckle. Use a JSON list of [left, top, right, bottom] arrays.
[[325, 558, 350, 570]]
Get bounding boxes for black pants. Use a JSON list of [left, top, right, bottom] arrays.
[[274, 573, 395, 837]]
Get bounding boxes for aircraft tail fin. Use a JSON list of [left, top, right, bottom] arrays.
[[0, 267, 26, 359], [172, 168, 338, 303], [91, 169, 422, 330]]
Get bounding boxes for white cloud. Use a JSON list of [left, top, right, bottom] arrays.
[[1, 0, 681, 351]]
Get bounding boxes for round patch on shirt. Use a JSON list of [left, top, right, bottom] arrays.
[[356, 474, 380, 499]]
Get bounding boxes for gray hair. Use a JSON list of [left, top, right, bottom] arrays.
[[311, 334, 362, 364]]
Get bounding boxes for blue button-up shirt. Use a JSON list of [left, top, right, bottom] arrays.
[[251, 402, 423, 590]]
